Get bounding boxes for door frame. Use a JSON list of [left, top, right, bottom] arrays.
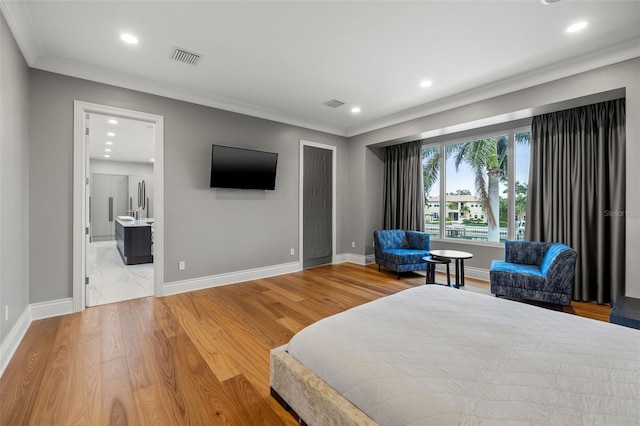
[[72, 101, 164, 312], [299, 140, 336, 267]]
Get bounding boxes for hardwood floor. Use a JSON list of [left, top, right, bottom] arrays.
[[0, 263, 611, 425]]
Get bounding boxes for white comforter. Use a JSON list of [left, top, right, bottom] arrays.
[[286, 285, 640, 425]]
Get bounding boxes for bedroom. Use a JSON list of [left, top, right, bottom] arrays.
[[1, 1, 639, 424]]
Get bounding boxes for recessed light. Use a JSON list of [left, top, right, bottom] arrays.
[[351, 107, 361, 114], [106, 141, 113, 145], [541, 0, 562, 4], [150, 158, 155, 163], [120, 33, 139, 45], [105, 148, 111, 152], [104, 154, 111, 158], [566, 21, 588, 33], [108, 119, 118, 125], [420, 80, 433, 88], [107, 132, 115, 137]]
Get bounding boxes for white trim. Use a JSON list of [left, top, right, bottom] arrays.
[[432, 264, 490, 282], [1, 0, 637, 137], [163, 262, 302, 296], [299, 140, 337, 269], [335, 253, 375, 265], [73, 102, 165, 312], [34, 55, 346, 137], [344, 39, 640, 137], [30, 298, 74, 320], [0, 0, 42, 66], [0, 307, 30, 377]]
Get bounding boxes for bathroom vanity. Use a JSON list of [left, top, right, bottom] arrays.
[[115, 217, 153, 265]]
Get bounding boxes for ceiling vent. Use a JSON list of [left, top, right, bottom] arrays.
[[170, 47, 201, 66], [324, 99, 345, 108]]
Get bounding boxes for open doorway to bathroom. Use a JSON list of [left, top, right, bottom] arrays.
[[85, 113, 155, 306], [73, 101, 164, 313]]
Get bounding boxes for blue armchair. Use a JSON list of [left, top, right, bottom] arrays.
[[490, 240, 577, 305], [374, 230, 430, 278]]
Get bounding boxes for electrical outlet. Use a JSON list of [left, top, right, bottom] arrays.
[[4, 305, 8, 322], [290, 248, 295, 256], [351, 241, 356, 248], [179, 261, 185, 271]]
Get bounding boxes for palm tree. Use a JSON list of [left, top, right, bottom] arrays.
[[422, 146, 440, 201], [450, 137, 507, 241], [423, 137, 508, 242], [514, 181, 528, 221]]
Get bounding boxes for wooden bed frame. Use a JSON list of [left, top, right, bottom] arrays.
[[270, 345, 378, 426]]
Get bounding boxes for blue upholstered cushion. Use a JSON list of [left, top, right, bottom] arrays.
[[378, 248, 430, 265], [375, 230, 409, 250], [540, 243, 572, 276], [405, 231, 429, 250], [505, 240, 552, 266], [490, 260, 544, 277]]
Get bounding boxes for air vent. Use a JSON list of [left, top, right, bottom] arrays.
[[324, 99, 345, 108], [170, 47, 201, 66]]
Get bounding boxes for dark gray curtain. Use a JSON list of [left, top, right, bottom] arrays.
[[383, 141, 424, 231], [526, 99, 625, 304]]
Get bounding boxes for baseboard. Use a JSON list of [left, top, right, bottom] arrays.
[[335, 253, 376, 265], [163, 261, 302, 296], [30, 298, 74, 320], [0, 307, 30, 377], [433, 264, 490, 282]]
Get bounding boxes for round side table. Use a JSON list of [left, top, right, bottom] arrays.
[[422, 256, 451, 286]]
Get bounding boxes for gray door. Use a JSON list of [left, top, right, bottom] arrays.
[[303, 146, 333, 268]]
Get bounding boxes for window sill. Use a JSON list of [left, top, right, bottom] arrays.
[[428, 238, 505, 249]]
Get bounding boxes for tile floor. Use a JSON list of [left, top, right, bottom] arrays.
[[86, 240, 153, 306]]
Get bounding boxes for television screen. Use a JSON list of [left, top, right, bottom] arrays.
[[210, 145, 278, 190]]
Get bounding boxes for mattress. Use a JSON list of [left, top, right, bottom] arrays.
[[286, 285, 640, 425]]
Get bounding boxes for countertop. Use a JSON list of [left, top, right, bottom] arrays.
[[115, 217, 153, 227]]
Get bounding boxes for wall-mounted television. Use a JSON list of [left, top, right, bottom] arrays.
[[210, 144, 278, 190]]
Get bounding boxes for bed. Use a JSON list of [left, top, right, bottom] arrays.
[[270, 285, 640, 425]]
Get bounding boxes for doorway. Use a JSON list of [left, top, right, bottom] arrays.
[[73, 102, 164, 312], [299, 140, 336, 269], [86, 113, 155, 306]]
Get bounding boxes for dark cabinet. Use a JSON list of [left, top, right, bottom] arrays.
[[115, 219, 153, 265]]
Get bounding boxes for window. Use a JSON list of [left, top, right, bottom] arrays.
[[423, 146, 440, 238], [423, 128, 530, 243], [514, 131, 530, 239]]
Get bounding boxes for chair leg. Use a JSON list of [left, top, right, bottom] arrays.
[[446, 263, 451, 287], [378, 265, 380, 272]]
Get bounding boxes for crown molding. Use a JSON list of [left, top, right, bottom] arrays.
[[0, 0, 41, 66], [32, 53, 347, 137], [3, 0, 638, 139], [345, 38, 640, 137]]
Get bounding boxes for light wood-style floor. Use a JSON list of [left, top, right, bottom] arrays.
[[0, 263, 611, 425]]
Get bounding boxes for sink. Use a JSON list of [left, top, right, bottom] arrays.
[[117, 216, 135, 221]]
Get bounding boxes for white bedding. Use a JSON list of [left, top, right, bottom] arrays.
[[286, 285, 640, 425]]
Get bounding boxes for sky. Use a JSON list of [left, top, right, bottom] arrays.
[[425, 141, 530, 198]]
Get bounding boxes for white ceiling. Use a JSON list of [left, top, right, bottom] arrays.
[[88, 113, 154, 163], [2, 1, 639, 137]]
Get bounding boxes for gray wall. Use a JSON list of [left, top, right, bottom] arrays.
[[0, 13, 30, 345], [347, 58, 640, 298], [29, 70, 348, 303]]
